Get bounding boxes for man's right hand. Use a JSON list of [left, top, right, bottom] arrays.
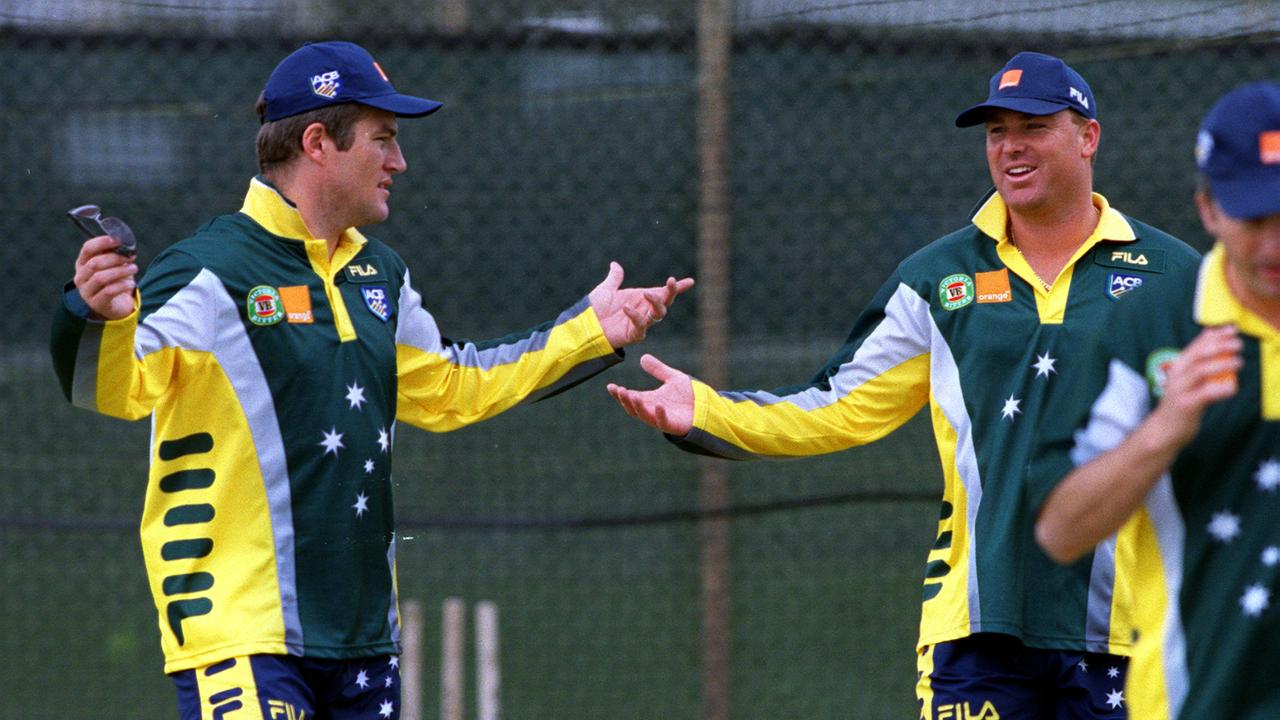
[[74, 235, 138, 320], [1147, 324, 1243, 449], [606, 353, 696, 436]]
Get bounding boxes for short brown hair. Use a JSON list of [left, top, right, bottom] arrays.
[[254, 92, 365, 175]]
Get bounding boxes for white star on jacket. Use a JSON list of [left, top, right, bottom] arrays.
[[379, 699, 394, 718], [364, 458, 375, 475], [1241, 583, 1270, 617], [1207, 511, 1241, 543], [1263, 546, 1280, 567], [1032, 352, 1057, 378], [353, 492, 369, 518], [355, 669, 369, 689], [1107, 666, 1120, 678], [1254, 459, 1280, 492], [1001, 395, 1022, 421], [378, 427, 391, 453], [320, 427, 344, 456], [345, 381, 367, 411]]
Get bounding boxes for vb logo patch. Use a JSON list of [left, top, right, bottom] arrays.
[[362, 285, 391, 322], [1107, 272, 1144, 300], [311, 69, 341, 99], [1145, 347, 1180, 397], [939, 273, 975, 311], [247, 285, 285, 326]]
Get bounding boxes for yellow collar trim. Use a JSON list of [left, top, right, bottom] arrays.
[[1194, 245, 1280, 341], [1194, 245, 1280, 419], [975, 192, 1132, 323], [239, 177, 368, 250], [971, 191, 1136, 246]]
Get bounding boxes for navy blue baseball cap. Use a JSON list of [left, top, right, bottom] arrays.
[[955, 51, 1096, 128], [261, 41, 442, 123], [1195, 81, 1280, 220]]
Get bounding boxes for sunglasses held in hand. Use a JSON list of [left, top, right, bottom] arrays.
[[67, 204, 138, 257]]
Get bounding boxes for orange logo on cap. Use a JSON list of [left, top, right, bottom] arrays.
[[998, 69, 1023, 90], [372, 61, 389, 82], [1260, 130, 1280, 165]]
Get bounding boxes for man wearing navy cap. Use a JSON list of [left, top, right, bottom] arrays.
[[52, 40, 693, 719], [1037, 81, 1280, 719], [606, 51, 1199, 717]]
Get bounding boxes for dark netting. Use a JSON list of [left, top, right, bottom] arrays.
[[2, 1, 1276, 718]]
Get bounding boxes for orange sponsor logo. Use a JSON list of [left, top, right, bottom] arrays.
[[975, 269, 1012, 303], [998, 69, 1023, 90], [279, 285, 314, 324], [1260, 130, 1280, 165]]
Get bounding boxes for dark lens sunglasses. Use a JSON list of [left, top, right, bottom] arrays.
[[67, 204, 137, 257]]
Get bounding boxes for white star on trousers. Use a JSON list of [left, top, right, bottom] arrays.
[[1106, 688, 1124, 709]]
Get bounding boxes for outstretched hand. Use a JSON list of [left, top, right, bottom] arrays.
[[588, 262, 694, 348], [606, 353, 695, 435]]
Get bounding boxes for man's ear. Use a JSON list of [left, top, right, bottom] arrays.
[[299, 122, 329, 164], [1195, 189, 1221, 237], [1080, 118, 1101, 160]]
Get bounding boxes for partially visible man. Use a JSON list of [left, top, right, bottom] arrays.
[[51, 40, 692, 720], [1036, 81, 1280, 719], [608, 51, 1200, 718]]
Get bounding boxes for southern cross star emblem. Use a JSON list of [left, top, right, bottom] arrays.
[[1033, 352, 1057, 378], [1263, 546, 1280, 567], [320, 427, 344, 456], [353, 492, 370, 518], [1255, 459, 1280, 492], [1001, 395, 1022, 421], [1105, 688, 1124, 709], [1241, 583, 1270, 617], [346, 381, 367, 411], [378, 427, 391, 453], [356, 669, 370, 689], [1207, 510, 1242, 543]]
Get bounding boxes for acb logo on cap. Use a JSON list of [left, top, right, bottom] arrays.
[[311, 70, 341, 99]]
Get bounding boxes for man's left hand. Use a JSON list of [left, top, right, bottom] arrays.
[[588, 262, 695, 348]]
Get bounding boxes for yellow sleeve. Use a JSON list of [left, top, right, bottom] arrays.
[[395, 294, 620, 432], [679, 280, 933, 459]]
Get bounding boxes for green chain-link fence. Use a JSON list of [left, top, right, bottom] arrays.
[[2, 2, 1275, 718]]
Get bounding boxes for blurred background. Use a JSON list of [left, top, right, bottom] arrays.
[[2, 1, 1276, 718]]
